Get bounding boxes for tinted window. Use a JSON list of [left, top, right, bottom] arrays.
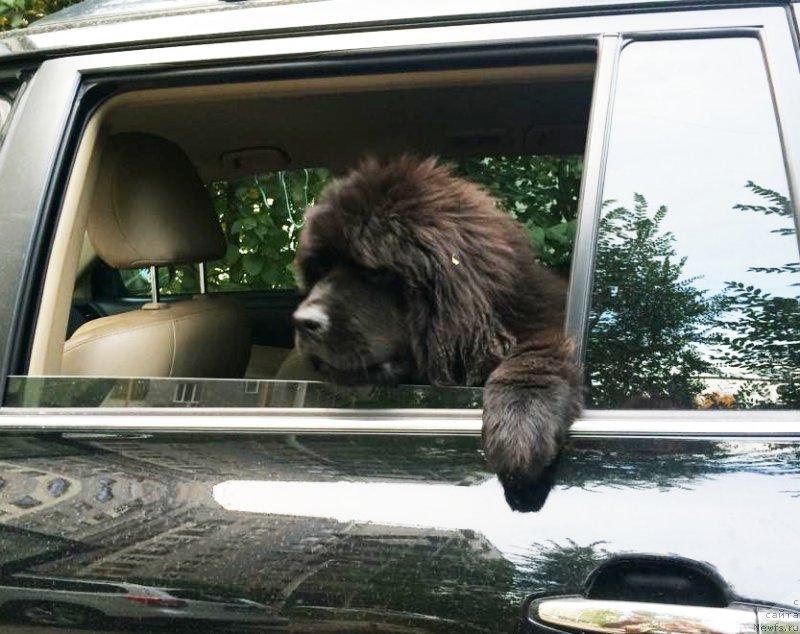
[[586, 38, 799, 410]]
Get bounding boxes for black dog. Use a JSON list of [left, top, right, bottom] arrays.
[[292, 156, 582, 509]]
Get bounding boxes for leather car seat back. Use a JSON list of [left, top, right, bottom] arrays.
[[62, 133, 251, 378]]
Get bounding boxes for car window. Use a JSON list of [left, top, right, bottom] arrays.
[[585, 38, 799, 410], [4, 56, 596, 411]]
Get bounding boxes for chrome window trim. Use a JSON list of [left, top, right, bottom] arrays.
[[565, 32, 620, 358], [758, 8, 800, 250], [0, 408, 798, 436]]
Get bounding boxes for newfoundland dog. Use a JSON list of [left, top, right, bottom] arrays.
[[292, 156, 583, 509]]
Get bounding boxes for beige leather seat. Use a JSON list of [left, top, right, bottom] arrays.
[[62, 133, 251, 378]]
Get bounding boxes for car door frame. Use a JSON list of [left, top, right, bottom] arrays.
[[0, 4, 798, 437]]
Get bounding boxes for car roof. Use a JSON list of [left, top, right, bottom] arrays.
[[0, 0, 774, 61]]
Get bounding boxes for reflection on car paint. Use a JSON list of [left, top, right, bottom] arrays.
[[0, 434, 798, 632]]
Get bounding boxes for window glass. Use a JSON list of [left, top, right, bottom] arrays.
[[586, 38, 799, 410], [0, 79, 24, 147], [118, 266, 200, 297]]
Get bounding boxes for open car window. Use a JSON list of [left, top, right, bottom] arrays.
[[7, 53, 593, 411]]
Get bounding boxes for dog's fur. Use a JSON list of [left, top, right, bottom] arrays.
[[293, 156, 583, 508]]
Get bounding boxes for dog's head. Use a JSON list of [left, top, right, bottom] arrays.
[[292, 156, 532, 386], [291, 262, 413, 384]]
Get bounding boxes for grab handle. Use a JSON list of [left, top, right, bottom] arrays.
[[528, 597, 757, 634]]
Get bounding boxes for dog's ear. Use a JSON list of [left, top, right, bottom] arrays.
[[404, 254, 515, 386]]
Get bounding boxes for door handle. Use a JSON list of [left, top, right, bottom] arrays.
[[528, 597, 758, 634]]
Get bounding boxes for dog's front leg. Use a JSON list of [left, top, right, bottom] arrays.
[[482, 330, 583, 511]]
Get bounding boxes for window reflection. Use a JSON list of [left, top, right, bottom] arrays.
[[587, 38, 799, 410], [4, 375, 484, 409]]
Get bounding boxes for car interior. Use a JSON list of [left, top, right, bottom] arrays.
[[27, 59, 595, 384]]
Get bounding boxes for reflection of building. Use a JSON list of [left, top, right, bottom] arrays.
[[100, 377, 303, 408], [0, 525, 87, 575], [29, 507, 510, 631], [0, 436, 513, 633]]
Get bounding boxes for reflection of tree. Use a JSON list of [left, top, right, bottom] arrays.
[[712, 182, 799, 408], [586, 195, 718, 408], [555, 441, 732, 491], [511, 539, 609, 596], [587, 182, 799, 410]]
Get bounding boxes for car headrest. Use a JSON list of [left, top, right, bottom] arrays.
[[87, 133, 226, 269]]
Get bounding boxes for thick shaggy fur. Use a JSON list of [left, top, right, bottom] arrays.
[[293, 156, 583, 509]]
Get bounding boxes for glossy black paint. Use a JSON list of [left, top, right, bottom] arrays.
[[0, 433, 797, 632]]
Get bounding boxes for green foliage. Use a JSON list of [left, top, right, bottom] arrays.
[[454, 155, 582, 274], [712, 182, 799, 408], [586, 194, 718, 408], [206, 168, 330, 291], [0, 0, 81, 30], [127, 155, 582, 297]]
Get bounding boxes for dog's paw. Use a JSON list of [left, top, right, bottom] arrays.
[[482, 381, 576, 511]]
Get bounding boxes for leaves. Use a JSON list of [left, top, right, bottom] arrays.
[[0, 0, 81, 30], [242, 254, 264, 277], [200, 158, 582, 293], [205, 168, 330, 292]]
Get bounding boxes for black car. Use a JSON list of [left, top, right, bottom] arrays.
[[0, 0, 798, 632]]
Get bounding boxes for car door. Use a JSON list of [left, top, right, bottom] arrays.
[[0, 4, 798, 634]]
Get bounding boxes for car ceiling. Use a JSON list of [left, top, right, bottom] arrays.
[[104, 67, 594, 181]]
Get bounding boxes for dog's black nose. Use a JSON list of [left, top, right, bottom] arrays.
[[293, 304, 328, 338]]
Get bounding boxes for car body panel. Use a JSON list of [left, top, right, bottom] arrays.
[[0, 574, 285, 624], [0, 433, 798, 633], [0, 0, 784, 59]]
